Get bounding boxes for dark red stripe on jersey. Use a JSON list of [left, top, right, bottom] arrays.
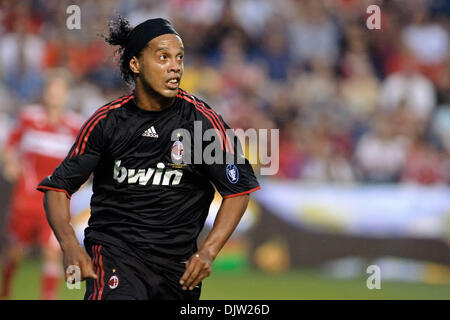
[[178, 90, 234, 154], [36, 186, 71, 199], [178, 90, 228, 150], [70, 96, 127, 158], [80, 95, 133, 155], [178, 89, 231, 150], [72, 94, 133, 155], [70, 98, 121, 158], [177, 92, 230, 153], [177, 90, 228, 151], [222, 186, 261, 199], [177, 93, 225, 151], [71, 94, 133, 157], [196, 98, 235, 155]]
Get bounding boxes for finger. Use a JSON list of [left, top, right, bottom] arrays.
[[190, 263, 211, 290], [64, 262, 80, 281], [180, 259, 194, 286], [81, 260, 98, 280], [184, 262, 202, 290], [85, 252, 99, 280], [190, 270, 210, 290]]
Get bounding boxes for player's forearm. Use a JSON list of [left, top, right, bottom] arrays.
[[1, 148, 21, 182], [43, 190, 78, 250], [198, 195, 250, 261]]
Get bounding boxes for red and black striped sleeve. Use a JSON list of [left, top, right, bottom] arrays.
[[178, 90, 260, 198], [37, 94, 133, 198]]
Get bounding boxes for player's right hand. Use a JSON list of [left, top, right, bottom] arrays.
[[62, 242, 98, 281]]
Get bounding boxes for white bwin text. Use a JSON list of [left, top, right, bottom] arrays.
[[113, 160, 183, 185]]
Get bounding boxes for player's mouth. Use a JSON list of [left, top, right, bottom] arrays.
[[165, 77, 180, 90]]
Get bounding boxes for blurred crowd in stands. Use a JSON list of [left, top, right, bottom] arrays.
[[0, 0, 449, 184]]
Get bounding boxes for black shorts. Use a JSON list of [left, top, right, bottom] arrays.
[[84, 243, 201, 300]]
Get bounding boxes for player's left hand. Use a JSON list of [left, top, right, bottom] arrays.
[[179, 251, 212, 290]]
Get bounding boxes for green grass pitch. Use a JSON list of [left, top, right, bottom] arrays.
[[2, 258, 450, 300]]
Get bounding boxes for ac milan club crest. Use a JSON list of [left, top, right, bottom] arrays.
[[171, 140, 184, 162], [108, 275, 119, 289]]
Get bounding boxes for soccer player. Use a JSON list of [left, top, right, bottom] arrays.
[[37, 17, 260, 300], [1, 70, 82, 299]]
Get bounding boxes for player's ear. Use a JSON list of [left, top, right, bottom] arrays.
[[129, 56, 140, 75]]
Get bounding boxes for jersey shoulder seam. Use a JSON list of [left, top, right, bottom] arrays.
[[70, 92, 134, 157], [177, 88, 234, 154], [177, 88, 220, 123]]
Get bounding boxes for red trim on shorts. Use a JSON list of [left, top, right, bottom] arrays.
[[222, 186, 261, 199], [36, 186, 71, 200], [91, 245, 98, 300], [97, 245, 104, 300]]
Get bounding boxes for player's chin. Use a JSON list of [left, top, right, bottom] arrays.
[[160, 86, 179, 98]]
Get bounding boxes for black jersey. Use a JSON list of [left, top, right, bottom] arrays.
[[37, 88, 260, 265]]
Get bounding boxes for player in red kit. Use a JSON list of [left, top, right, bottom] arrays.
[[1, 70, 83, 299]]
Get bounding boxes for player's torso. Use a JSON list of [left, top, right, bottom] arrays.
[[93, 98, 211, 196]]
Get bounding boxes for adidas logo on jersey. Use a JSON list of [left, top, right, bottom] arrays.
[[142, 126, 158, 138]]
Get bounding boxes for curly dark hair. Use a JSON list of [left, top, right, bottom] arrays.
[[103, 15, 136, 85]]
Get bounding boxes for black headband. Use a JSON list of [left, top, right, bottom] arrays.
[[123, 18, 179, 64]]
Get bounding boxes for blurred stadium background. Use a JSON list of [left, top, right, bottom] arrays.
[[0, 0, 450, 299]]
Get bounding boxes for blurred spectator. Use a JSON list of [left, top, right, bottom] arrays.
[[430, 61, 450, 154], [402, 135, 449, 185], [302, 135, 355, 183], [403, 8, 449, 66], [231, 0, 276, 38], [379, 54, 436, 121], [354, 112, 410, 183], [288, 0, 339, 66], [431, 102, 450, 154], [339, 52, 380, 121], [277, 122, 307, 180], [402, 7, 449, 83], [290, 58, 337, 109], [255, 18, 291, 81], [0, 13, 44, 102]]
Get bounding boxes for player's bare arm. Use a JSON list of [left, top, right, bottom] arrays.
[[43, 190, 97, 281], [180, 194, 250, 291], [2, 147, 23, 183]]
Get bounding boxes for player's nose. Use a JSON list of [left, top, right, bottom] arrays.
[[168, 58, 182, 74]]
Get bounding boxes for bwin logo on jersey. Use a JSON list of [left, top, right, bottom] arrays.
[[113, 160, 183, 185]]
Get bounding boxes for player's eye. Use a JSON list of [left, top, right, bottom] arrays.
[[159, 54, 167, 60]]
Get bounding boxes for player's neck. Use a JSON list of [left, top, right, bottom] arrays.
[[134, 82, 175, 112]]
